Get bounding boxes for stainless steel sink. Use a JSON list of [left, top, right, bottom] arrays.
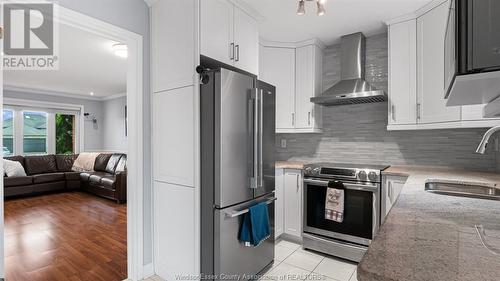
[[425, 181, 500, 201]]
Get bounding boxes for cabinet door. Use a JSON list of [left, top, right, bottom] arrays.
[[388, 20, 417, 125], [233, 7, 259, 74], [259, 46, 295, 130], [275, 169, 284, 238], [284, 169, 302, 238], [153, 87, 195, 187], [295, 45, 316, 129], [200, 0, 234, 65], [382, 176, 407, 223], [417, 1, 461, 124], [152, 0, 195, 92], [154, 181, 196, 280]]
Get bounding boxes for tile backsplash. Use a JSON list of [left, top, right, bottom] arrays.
[[276, 33, 496, 172]]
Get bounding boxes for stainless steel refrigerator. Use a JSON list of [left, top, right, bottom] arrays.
[[200, 68, 276, 280]]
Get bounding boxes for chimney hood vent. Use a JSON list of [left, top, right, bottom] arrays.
[[311, 32, 386, 106]]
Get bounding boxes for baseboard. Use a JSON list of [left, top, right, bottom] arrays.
[[280, 233, 303, 245], [143, 263, 154, 279]]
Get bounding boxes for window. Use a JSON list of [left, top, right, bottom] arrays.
[[2, 104, 80, 156], [55, 114, 75, 154], [3, 109, 14, 156], [23, 111, 48, 155]]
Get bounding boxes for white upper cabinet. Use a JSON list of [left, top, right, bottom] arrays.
[[259, 46, 296, 129], [295, 45, 323, 130], [200, 0, 259, 75], [201, 0, 234, 66], [388, 19, 417, 125], [416, 1, 461, 124], [386, 0, 500, 130], [233, 8, 259, 74], [259, 41, 323, 133], [152, 0, 195, 92]]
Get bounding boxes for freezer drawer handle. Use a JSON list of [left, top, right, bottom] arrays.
[[224, 197, 277, 218]]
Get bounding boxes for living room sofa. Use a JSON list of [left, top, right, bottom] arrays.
[[3, 153, 127, 203]]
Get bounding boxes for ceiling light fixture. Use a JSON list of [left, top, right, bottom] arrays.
[[112, 43, 128, 58], [297, 0, 326, 16], [90, 92, 95, 96], [297, 0, 306, 15]]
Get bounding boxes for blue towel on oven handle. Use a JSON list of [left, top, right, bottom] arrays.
[[238, 202, 271, 247]]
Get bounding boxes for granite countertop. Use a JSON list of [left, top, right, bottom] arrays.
[[358, 165, 500, 281], [275, 161, 307, 169]]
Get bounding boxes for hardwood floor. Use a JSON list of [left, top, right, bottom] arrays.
[[4, 192, 127, 281]]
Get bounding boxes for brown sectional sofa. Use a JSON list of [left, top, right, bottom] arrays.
[[3, 153, 127, 203]]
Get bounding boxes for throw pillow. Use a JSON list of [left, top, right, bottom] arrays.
[[72, 152, 100, 172], [4, 159, 27, 177]]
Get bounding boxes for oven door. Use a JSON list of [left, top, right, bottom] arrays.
[[303, 178, 380, 246]]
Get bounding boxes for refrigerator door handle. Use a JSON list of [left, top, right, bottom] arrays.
[[224, 197, 277, 218], [258, 89, 264, 188], [251, 88, 259, 189]]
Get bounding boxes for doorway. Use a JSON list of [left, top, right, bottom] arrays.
[[0, 4, 144, 281]]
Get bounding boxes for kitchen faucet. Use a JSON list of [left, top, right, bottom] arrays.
[[476, 125, 500, 154]]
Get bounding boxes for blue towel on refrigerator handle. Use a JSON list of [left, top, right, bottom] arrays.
[[239, 202, 271, 247]]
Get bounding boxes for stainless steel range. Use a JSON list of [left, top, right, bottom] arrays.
[[302, 163, 389, 262]]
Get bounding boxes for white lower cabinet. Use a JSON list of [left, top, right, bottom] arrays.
[[275, 168, 303, 240], [275, 169, 284, 238], [381, 175, 407, 223]]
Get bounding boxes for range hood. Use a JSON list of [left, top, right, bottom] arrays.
[[311, 32, 386, 106]]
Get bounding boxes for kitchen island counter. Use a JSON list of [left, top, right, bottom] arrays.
[[358, 165, 500, 281]]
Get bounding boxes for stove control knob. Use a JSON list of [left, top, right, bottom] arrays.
[[313, 167, 321, 175], [368, 172, 378, 182], [358, 171, 367, 181], [304, 167, 312, 175]]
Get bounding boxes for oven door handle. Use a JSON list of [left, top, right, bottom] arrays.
[[303, 178, 379, 192]]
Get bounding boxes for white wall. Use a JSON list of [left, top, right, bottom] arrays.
[[102, 96, 128, 152], [4, 90, 105, 152]]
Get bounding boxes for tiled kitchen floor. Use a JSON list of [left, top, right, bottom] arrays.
[[143, 240, 358, 281]]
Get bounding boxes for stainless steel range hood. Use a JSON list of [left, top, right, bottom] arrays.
[[311, 32, 386, 106]]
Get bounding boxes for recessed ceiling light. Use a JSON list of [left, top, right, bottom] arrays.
[[90, 92, 95, 96], [112, 43, 128, 58]]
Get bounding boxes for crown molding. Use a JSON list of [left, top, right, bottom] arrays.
[[4, 85, 123, 101], [144, 0, 158, 7], [102, 93, 127, 101], [384, 0, 449, 25], [260, 37, 327, 50], [231, 0, 266, 23]]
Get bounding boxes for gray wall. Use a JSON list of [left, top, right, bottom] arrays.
[[50, 0, 153, 265], [4, 90, 106, 151], [276, 33, 496, 172], [102, 96, 128, 152]]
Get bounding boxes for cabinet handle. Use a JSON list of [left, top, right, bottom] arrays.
[[296, 174, 299, 190], [235, 45, 240, 62], [417, 103, 421, 120], [308, 112, 311, 125], [391, 104, 395, 121], [388, 181, 393, 203], [229, 43, 235, 60], [291, 113, 295, 126]]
